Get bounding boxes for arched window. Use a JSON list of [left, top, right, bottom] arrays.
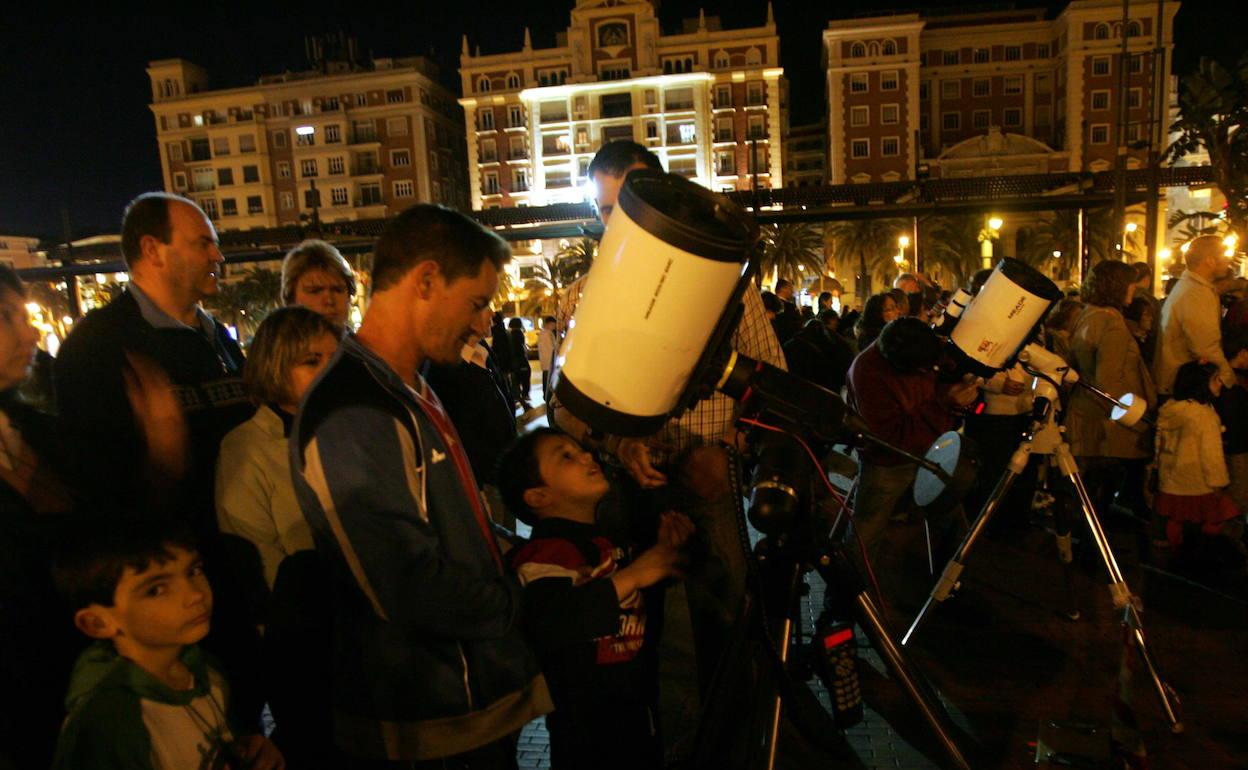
[[163, 79, 175, 97], [685, 57, 694, 72], [479, 77, 491, 93], [883, 39, 897, 56], [714, 50, 729, 68], [867, 41, 880, 57], [1127, 20, 1142, 37], [850, 42, 866, 58], [1094, 23, 1110, 40], [506, 73, 520, 89], [664, 60, 673, 74], [746, 47, 762, 65]]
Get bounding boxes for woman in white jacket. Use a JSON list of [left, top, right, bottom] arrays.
[[216, 307, 341, 586], [1155, 360, 1243, 549]]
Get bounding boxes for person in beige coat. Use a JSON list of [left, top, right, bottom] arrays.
[[1065, 260, 1157, 517]]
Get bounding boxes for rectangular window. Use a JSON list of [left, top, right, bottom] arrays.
[[242, 165, 259, 183], [508, 105, 523, 127], [331, 187, 348, 206], [386, 89, 404, 104], [920, 113, 930, 132], [973, 109, 991, 129], [668, 156, 697, 178], [217, 167, 234, 186], [192, 167, 214, 192], [747, 115, 766, 140], [747, 82, 764, 106], [850, 138, 870, 159], [1003, 108, 1022, 127], [295, 130, 315, 147], [1038, 43, 1050, 58], [715, 84, 732, 108], [881, 137, 900, 157], [1005, 45, 1021, 61], [850, 73, 868, 93], [479, 109, 495, 130], [941, 80, 961, 99], [1091, 90, 1110, 110], [850, 105, 869, 127], [666, 87, 695, 111], [666, 121, 696, 145], [167, 142, 184, 162], [974, 48, 989, 63], [881, 103, 899, 125], [394, 180, 414, 198], [1004, 76, 1023, 95], [1128, 88, 1143, 109], [300, 159, 318, 177], [328, 156, 344, 175], [280, 191, 294, 210], [359, 183, 383, 205], [238, 134, 256, 153], [716, 149, 735, 175], [173, 172, 187, 190], [646, 121, 658, 139], [538, 101, 566, 123], [352, 120, 377, 143], [514, 169, 530, 192], [600, 92, 632, 118], [943, 50, 959, 65], [221, 198, 238, 217], [1090, 124, 1110, 144], [392, 149, 412, 167], [942, 111, 961, 131], [200, 198, 218, 219], [247, 196, 263, 214], [1129, 55, 1143, 74], [325, 124, 342, 143], [277, 161, 291, 179], [603, 124, 634, 144], [973, 78, 990, 97], [509, 136, 526, 159], [881, 70, 899, 91], [483, 172, 500, 195], [190, 138, 211, 161], [272, 130, 287, 148], [355, 93, 367, 107], [1036, 74, 1052, 94], [919, 81, 930, 100], [324, 96, 340, 112], [716, 118, 733, 142], [1092, 56, 1111, 76]]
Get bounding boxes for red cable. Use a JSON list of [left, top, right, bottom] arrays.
[[738, 417, 891, 612]]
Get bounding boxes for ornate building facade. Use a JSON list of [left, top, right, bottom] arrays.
[[147, 45, 467, 231], [458, 0, 786, 210]]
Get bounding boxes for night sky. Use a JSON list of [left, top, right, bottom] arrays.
[[3, 1, 1238, 239]]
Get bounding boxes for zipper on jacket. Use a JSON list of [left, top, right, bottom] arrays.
[[458, 644, 474, 710]]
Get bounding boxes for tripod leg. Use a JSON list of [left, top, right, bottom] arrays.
[[902, 442, 1032, 646], [1050, 463, 1081, 620], [819, 549, 972, 770], [1052, 444, 1183, 733]]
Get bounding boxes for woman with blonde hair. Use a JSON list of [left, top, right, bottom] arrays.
[[280, 239, 356, 327], [215, 305, 342, 586]]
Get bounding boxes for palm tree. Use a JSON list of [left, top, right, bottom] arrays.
[[921, 215, 987, 289], [1169, 54, 1248, 246], [757, 223, 826, 285], [553, 237, 596, 287], [204, 265, 282, 343], [1021, 208, 1137, 277], [826, 218, 903, 300]]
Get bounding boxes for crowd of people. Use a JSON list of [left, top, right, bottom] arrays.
[[1, 136, 1245, 770]]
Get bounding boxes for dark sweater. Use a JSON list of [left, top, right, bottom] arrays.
[[846, 342, 957, 466], [510, 517, 661, 770]]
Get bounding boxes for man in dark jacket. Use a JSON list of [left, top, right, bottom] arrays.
[[291, 204, 551, 766], [54, 193, 252, 528], [783, 310, 854, 394]]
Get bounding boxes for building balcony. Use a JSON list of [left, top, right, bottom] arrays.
[[352, 162, 382, 176], [349, 130, 379, 145]]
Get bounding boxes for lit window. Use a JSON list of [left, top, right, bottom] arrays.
[[679, 123, 696, 143], [300, 159, 318, 177], [331, 187, 348, 206], [328, 156, 344, 175], [277, 162, 291, 179]]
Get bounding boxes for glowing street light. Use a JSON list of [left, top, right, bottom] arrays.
[[981, 216, 1003, 268], [1052, 250, 1062, 259], [898, 235, 911, 249], [988, 216, 1004, 232], [1158, 247, 1172, 262], [1124, 222, 1138, 234]]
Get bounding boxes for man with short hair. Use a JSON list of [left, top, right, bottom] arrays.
[[893, 272, 921, 295], [1154, 234, 1236, 394], [290, 204, 551, 766], [55, 192, 252, 526], [537, 315, 558, 404], [771, 278, 802, 345]]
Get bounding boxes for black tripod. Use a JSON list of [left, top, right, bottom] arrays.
[[901, 389, 1183, 733], [691, 436, 972, 770]]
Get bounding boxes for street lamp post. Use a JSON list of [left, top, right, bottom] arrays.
[[898, 235, 910, 274], [980, 216, 1003, 268]]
